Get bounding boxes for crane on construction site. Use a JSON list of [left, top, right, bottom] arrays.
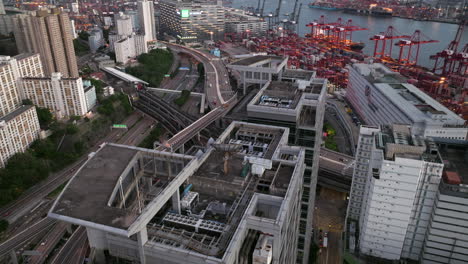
[[370, 26, 411, 59], [430, 18, 466, 75], [394, 30, 439, 65]]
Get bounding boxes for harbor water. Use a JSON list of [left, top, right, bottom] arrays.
[[232, 0, 468, 69]]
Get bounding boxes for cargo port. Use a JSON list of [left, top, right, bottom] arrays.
[[219, 13, 467, 120], [307, 0, 464, 23]]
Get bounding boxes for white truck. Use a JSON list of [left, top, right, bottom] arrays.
[[323, 233, 328, 248]]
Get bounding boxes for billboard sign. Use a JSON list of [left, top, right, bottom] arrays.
[[181, 9, 190, 18]]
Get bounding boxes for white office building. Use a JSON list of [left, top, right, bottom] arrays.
[[103, 16, 113, 26], [125, 10, 140, 32], [114, 34, 146, 64], [348, 124, 444, 261], [115, 13, 133, 36], [225, 8, 267, 36], [88, 28, 104, 53], [346, 63, 467, 140], [137, 0, 156, 44], [417, 140, 468, 264]]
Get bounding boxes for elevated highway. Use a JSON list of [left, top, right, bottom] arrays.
[[318, 148, 355, 193], [137, 42, 237, 151], [162, 42, 235, 108]]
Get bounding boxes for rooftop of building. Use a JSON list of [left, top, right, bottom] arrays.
[[438, 141, 468, 185], [254, 81, 302, 110], [0, 105, 34, 122], [352, 63, 465, 126], [252, 80, 325, 110], [49, 144, 195, 231], [374, 124, 442, 163], [49, 122, 304, 257], [13, 53, 38, 61], [282, 69, 315, 81], [229, 55, 285, 67]]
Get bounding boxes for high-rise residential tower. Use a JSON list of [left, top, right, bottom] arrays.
[[0, 55, 41, 167], [13, 8, 79, 77], [137, 0, 156, 44], [115, 13, 133, 36]]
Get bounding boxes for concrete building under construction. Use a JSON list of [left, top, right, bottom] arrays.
[[49, 121, 307, 264]]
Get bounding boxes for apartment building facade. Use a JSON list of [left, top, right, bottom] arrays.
[[138, 0, 156, 43], [0, 105, 41, 167], [21, 73, 88, 118], [0, 56, 41, 167], [13, 8, 79, 77]]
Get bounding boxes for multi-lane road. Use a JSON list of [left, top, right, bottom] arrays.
[[0, 111, 155, 261], [0, 217, 56, 257], [162, 42, 235, 108], [50, 226, 88, 264]]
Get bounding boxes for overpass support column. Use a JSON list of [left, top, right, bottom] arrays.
[[243, 71, 247, 95], [172, 190, 181, 214], [137, 228, 148, 264], [86, 227, 107, 264], [10, 250, 18, 264], [167, 161, 172, 178]]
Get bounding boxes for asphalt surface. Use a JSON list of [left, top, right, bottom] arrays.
[[324, 110, 354, 156], [28, 222, 67, 264], [327, 98, 360, 147], [162, 42, 234, 108], [314, 188, 347, 264], [220, 43, 250, 57], [0, 217, 56, 257], [50, 226, 87, 264]]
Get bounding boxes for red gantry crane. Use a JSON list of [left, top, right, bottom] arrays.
[[332, 19, 368, 47], [370, 26, 410, 59], [306, 15, 340, 40], [430, 19, 466, 75], [394, 30, 439, 65]]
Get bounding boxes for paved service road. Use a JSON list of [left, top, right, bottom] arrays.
[[314, 188, 347, 264]]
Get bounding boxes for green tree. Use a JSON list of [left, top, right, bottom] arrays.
[[89, 78, 105, 95], [66, 124, 79, 135], [126, 49, 173, 87], [78, 31, 90, 41], [0, 219, 8, 232], [22, 99, 33, 105], [35, 107, 53, 128]]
